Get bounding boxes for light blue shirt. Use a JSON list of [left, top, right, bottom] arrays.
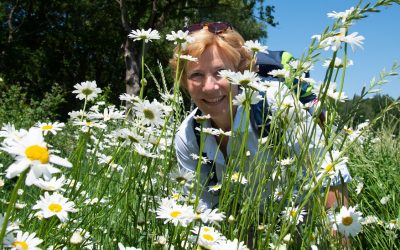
[[175, 97, 352, 208]]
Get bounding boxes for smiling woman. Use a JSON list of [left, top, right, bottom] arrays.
[[170, 21, 352, 211], [185, 44, 238, 132]]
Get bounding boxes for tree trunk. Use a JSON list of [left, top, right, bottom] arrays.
[[123, 38, 140, 96], [117, 0, 140, 96]]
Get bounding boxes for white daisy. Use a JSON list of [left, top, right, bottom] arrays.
[[128, 28, 160, 43], [4, 231, 43, 250], [322, 57, 353, 68], [134, 144, 158, 159], [190, 153, 211, 164], [386, 219, 400, 230], [361, 215, 380, 225], [230, 172, 248, 184], [133, 99, 164, 127], [327, 7, 356, 23], [1, 127, 72, 185], [212, 238, 249, 250], [380, 195, 390, 205], [277, 157, 295, 166], [73, 120, 107, 133], [0, 123, 28, 145], [35, 121, 65, 135], [230, 70, 261, 87], [288, 60, 314, 72], [342, 31, 365, 51], [333, 206, 363, 237], [195, 208, 226, 224], [195, 127, 232, 137], [208, 183, 222, 192], [192, 226, 222, 249], [355, 181, 364, 195], [72, 80, 102, 101], [32, 192, 77, 222], [156, 198, 194, 227], [112, 128, 143, 146], [243, 40, 268, 55], [70, 231, 83, 245], [273, 185, 284, 201], [118, 242, 141, 250], [218, 69, 237, 81], [317, 150, 348, 181], [343, 126, 362, 142], [33, 175, 66, 192], [89, 106, 125, 122], [166, 30, 194, 44], [268, 69, 290, 78], [119, 93, 140, 103], [281, 203, 307, 225], [314, 82, 348, 102], [295, 74, 316, 84], [68, 109, 88, 120], [313, 29, 364, 52], [193, 114, 211, 123], [177, 54, 198, 62], [232, 89, 262, 106], [169, 168, 195, 184]]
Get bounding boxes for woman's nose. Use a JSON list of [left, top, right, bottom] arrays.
[[203, 74, 220, 91]]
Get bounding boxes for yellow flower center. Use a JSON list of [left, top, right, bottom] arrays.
[[344, 128, 353, 135], [82, 88, 93, 96], [342, 216, 353, 226], [25, 145, 49, 164], [13, 241, 28, 250], [324, 163, 334, 173], [170, 210, 181, 218], [175, 176, 187, 183], [41, 124, 53, 130], [239, 79, 250, 86], [290, 210, 297, 217], [172, 193, 180, 200], [48, 203, 63, 213], [143, 108, 155, 120], [231, 173, 239, 181], [202, 233, 215, 241], [127, 135, 139, 143]]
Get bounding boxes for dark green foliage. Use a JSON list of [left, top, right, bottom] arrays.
[[337, 94, 400, 134], [0, 77, 66, 128], [0, 0, 276, 119]]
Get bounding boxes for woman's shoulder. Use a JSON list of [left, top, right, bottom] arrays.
[[175, 108, 198, 147]]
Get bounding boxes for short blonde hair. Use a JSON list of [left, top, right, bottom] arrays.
[[169, 28, 253, 88]]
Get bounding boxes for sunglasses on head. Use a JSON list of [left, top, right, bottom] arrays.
[[182, 22, 232, 34]]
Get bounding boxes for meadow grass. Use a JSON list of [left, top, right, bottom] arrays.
[[1, 1, 400, 249]]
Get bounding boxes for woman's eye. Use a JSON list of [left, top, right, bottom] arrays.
[[189, 72, 203, 80]]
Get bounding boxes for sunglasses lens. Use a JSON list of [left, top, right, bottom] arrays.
[[183, 24, 203, 33], [183, 22, 231, 34], [209, 22, 230, 33]]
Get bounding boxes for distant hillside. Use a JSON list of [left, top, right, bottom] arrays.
[[337, 94, 399, 134]]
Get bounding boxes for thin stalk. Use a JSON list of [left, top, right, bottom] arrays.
[[0, 169, 28, 244], [139, 41, 146, 99]]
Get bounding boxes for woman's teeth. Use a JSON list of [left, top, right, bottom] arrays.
[[204, 96, 224, 103]]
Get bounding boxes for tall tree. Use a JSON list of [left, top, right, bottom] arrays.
[[117, 0, 278, 96], [0, 0, 277, 115]]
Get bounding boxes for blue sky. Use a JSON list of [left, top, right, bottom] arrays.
[[262, 0, 400, 98]]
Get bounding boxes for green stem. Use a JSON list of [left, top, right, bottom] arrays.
[[0, 169, 28, 245], [80, 98, 88, 122], [139, 41, 146, 100]]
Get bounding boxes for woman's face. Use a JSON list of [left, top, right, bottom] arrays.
[[185, 44, 238, 129]]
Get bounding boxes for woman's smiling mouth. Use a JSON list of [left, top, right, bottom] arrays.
[[203, 96, 225, 104]]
